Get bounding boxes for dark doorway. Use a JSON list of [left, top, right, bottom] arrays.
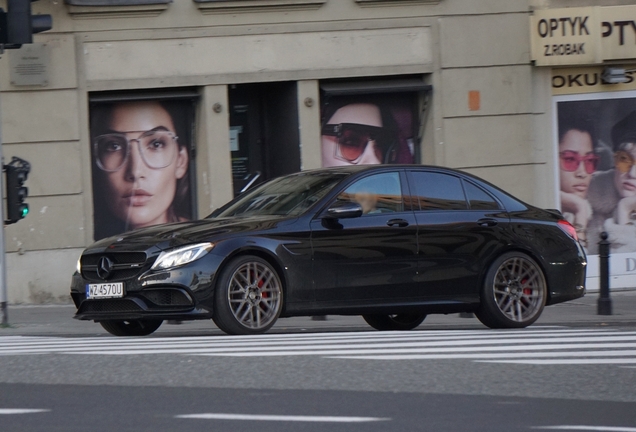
[[228, 82, 301, 196]]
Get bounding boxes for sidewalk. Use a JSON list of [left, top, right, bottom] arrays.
[[1, 290, 635, 337]]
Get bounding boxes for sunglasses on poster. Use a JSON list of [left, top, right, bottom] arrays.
[[559, 151, 599, 175], [322, 123, 397, 164], [94, 129, 179, 172], [614, 149, 636, 174]]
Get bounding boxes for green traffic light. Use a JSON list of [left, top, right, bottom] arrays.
[[20, 205, 29, 218]]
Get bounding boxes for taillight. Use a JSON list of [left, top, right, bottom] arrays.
[[557, 219, 578, 242]]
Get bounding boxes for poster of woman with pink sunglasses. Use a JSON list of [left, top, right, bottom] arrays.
[[556, 93, 636, 255], [320, 94, 417, 168]]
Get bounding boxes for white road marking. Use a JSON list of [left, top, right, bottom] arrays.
[[0, 409, 50, 415], [533, 426, 636, 431], [328, 349, 636, 360], [39, 335, 636, 356], [0, 328, 617, 350], [175, 413, 390, 422], [0, 330, 629, 355], [478, 358, 636, 365], [1, 329, 635, 366]]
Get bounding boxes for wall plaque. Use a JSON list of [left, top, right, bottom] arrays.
[[9, 43, 50, 87]]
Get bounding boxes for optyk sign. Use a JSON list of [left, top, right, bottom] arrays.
[[531, 6, 636, 66]]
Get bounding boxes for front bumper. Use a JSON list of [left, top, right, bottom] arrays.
[[70, 252, 225, 322]]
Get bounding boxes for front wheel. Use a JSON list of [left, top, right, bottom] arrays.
[[476, 252, 547, 329], [362, 314, 426, 331], [99, 319, 163, 336], [213, 255, 283, 335]]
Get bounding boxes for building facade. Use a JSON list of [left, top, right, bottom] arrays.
[[1, 0, 555, 303], [530, 0, 636, 290]]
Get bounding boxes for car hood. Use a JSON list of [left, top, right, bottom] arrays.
[[84, 215, 294, 254]]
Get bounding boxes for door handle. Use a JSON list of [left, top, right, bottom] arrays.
[[387, 218, 409, 228], [477, 218, 498, 227]]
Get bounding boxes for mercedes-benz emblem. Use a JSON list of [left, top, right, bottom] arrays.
[[96, 256, 114, 280]]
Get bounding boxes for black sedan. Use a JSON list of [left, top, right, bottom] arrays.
[[71, 165, 586, 336]]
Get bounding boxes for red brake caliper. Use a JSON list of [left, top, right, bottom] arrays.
[[258, 277, 268, 298], [522, 277, 531, 295]]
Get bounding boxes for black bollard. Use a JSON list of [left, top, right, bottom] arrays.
[[597, 231, 612, 315]]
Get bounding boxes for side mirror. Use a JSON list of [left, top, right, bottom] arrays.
[[325, 201, 363, 219]]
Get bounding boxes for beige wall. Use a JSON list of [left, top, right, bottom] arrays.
[[0, 0, 549, 303], [434, 10, 555, 207]]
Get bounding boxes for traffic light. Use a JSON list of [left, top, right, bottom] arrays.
[[4, 157, 30, 225], [0, 0, 52, 48]]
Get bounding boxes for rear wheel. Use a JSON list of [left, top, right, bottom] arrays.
[[99, 319, 163, 336], [476, 252, 547, 329], [213, 255, 283, 335], [362, 314, 426, 331]]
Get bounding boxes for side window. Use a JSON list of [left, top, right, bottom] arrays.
[[337, 172, 403, 215], [410, 171, 468, 211], [463, 181, 501, 210]]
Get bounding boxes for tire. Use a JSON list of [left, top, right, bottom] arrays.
[[475, 251, 547, 329], [99, 319, 163, 336], [213, 255, 283, 335], [362, 314, 426, 331]]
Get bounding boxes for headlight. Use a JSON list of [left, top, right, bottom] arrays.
[[76, 256, 82, 274], [151, 243, 214, 270]]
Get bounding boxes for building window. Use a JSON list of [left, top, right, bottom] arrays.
[[65, 0, 171, 5], [193, 0, 326, 14], [355, 0, 440, 5], [64, 0, 171, 17]]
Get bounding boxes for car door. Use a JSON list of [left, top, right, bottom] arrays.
[[310, 171, 418, 307], [407, 170, 510, 302]]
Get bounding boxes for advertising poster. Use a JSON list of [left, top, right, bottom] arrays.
[[320, 93, 417, 168], [89, 98, 195, 240], [554, 91, 636, 289]]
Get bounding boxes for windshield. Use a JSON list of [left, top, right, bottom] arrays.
[[211, 172, 347, 218]]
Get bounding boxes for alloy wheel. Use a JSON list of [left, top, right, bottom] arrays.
[[491, 256, 546, 323], [227, 261, 282, 330]]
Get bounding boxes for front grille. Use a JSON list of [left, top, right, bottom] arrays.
[[78, 299, 142, 314], [81, 252, 149, 282], [82, 253, 146, 267], [141, 289, 193, 306]]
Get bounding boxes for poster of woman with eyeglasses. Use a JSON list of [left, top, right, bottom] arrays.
[[90, 99, 194, 241], [556, 92, 636, 256], [320, 94, 417, 167]]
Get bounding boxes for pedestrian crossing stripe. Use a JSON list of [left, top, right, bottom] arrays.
[[3, 333, 636, 356], [477, 359, 636, 365], [0, 329, 635, 365]]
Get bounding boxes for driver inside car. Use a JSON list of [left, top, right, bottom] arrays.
[[354, 190, 379, 214]]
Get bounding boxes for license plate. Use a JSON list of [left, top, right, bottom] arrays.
[[86, 282, 124, 299]]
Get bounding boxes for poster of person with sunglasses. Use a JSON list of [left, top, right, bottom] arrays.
[[90, 99, 194, 241], [321, 94, 417, 167], [556, 92, 636, 256]]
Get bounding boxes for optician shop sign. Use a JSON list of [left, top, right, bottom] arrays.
[[531, 6, 636, 66]]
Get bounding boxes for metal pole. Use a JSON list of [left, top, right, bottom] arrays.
[[597, 231, 612, 316], [0, 90, 8, 326]]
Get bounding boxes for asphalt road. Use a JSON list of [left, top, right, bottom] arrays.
[[1, 292, 635, 431], [2, 382, 636, 432]]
